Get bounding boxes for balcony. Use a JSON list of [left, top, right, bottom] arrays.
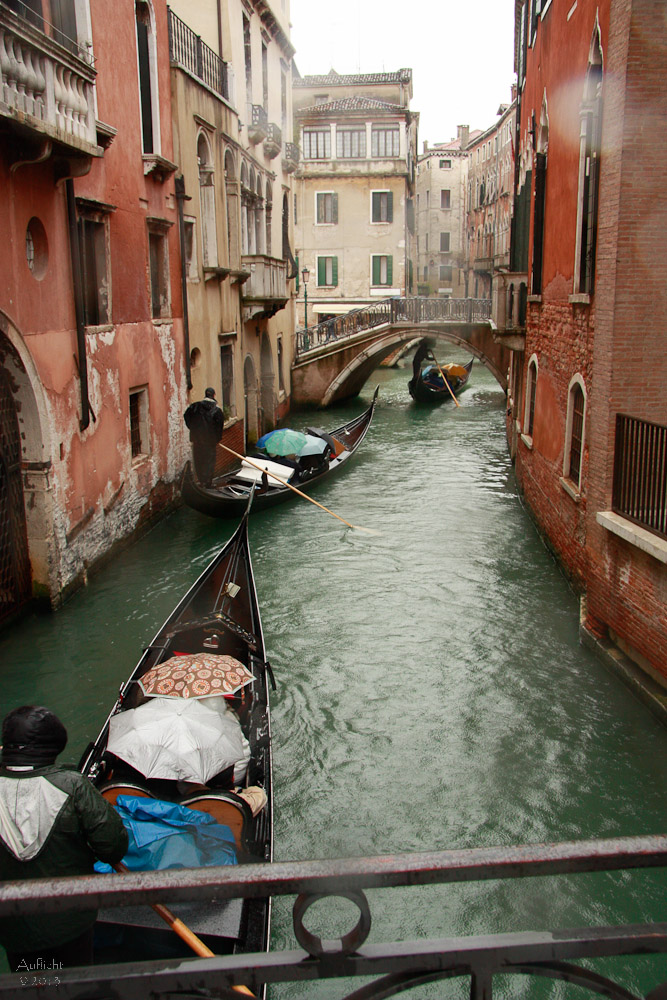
[[168, 8, 230, 102], [263, 121, 281, 159], [492, 270, 527, 351], [282, 141, 299, 173], [246, 103, 268, 145], [240, 254, 287, 322], [0, 3, 99, 157]]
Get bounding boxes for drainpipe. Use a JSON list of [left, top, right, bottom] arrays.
[[174, 175, 193, 391], [65, 177, 91, 431]]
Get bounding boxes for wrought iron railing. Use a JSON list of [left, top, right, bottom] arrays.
[[612, 413, 667, 540], [0, 835, 665, 998], [167, 7, 229, 100], [295, 296, 492, 355]]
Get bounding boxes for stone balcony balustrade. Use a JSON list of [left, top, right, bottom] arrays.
[[263, 121, 281, 159], [246, 102, 268, 145], [240, 254, 288, 322], [282, 141, 299, 173], [0, 5, 99, 156]]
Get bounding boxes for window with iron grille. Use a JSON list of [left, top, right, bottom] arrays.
[[336, 128, 366, 159], [371, 126, 399, 158], [303, 128, 331, 159]]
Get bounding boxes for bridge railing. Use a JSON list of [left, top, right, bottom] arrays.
[[1, 834, 665, 998], [296, 297, 493, 356]]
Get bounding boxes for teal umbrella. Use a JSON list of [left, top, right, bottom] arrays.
[[265, 428, 308, 457]]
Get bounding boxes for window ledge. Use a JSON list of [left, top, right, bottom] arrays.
[[569, 293, 591, 305], [596, 510, 667, 564], [204, 266, 231, 282], [527, 294, 542, 303], [559, 476, 582, 503], [85, 323, 114, 334], [520, 433, 533, 450], [151, 317, 173, 326], [143, 154, 178, 181]]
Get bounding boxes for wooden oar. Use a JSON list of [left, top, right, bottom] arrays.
[[216, 443, 380, 535], [114, 863, 254, 995], [429, 350, 461, 407]]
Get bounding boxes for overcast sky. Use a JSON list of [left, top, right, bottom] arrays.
[[288, 0, 517, 147]]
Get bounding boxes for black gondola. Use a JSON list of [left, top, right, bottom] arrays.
[[79, 501, 273, 970], [408, 343, 473, 403], [181, 387, 379, 518]]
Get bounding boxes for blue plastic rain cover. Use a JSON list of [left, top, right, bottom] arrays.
[[95, 795, 237, 873]]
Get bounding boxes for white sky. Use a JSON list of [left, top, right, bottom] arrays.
[[288, 0, 517, 147]]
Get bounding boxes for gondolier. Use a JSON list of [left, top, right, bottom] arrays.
[[0, 705, 128, 970], [184, 387, 224, 486]]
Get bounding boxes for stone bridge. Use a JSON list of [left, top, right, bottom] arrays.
[[290, 297, 510, 407]]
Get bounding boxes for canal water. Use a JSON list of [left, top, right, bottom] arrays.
[[0, 355, 665, 996]]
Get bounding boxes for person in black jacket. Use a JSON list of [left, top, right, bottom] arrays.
[[0, 706, 128, 971], [183, 387, 225, 486]]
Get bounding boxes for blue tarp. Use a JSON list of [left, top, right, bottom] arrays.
[[95, 795, 237, 873]]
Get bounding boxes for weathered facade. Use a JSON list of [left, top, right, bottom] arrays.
[[504, 0, 667, 688], [416, 129, 475, 300], [292, 70, 418, 327], [167, 0, 298, 454], [0, 0, 187, 615]]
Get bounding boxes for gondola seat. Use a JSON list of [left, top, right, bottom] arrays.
[[179, 790, 253, 855], [100, 782, 156, 806]]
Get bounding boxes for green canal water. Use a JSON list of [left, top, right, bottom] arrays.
[[0, 356, 665, 996]]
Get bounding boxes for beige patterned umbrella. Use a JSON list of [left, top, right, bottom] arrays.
[[138, 652, 254, 699]]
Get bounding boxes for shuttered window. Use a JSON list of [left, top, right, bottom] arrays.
[[317, 256, 338, 286], [371, 255, 393, 286], [371, 191, 393, 223], [316, 192, 338, 224]]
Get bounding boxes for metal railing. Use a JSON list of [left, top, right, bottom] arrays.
[[612, 413, 667, 540], [295, 296, 492, 356], [167, 7, 229, 100], [0, 835, 665, 998]]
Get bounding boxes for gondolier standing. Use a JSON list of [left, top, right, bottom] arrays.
[[0, 705, 128, 971], [184, 387, 224, 487]]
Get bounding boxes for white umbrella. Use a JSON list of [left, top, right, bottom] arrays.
[[107, 697, 250, 785]]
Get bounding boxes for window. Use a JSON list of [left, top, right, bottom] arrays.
[[147, 220, 171, 318], [129, 387, 149, 459], [317, 256, 338, 286], [243, 14, 252, 103], [532, 151, 546, 294], [440, 189, 451, 209], [425, 234, 428, 252], [183, 217, 198, 279], [135, 1, 158, 154], [316, 192, 338, 225], [575, 29, 602, 295], [371, 255, 393, 286], [220, 344, 234, 416], [277, 337, 285, 393], [439, 265, 453, 281], [303, 127, 331, 159], [371, 190, 393, 223], [280, 67, 287, 130], [261, 42, 268, 110], [440, 232, 450, 252], [423, 265, 428, 280], [197, 132, 218, 268], [565, 379, 586, 488], [80, 219, 110, 325], [371, 126, 399, 157], [336, 128, 366, 159], [524, 356, 538, 437], [439, 159, 451, 169], [426, 190, 430, 208]]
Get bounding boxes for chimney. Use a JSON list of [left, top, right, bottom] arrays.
[[457, 125, 470, 150], [423, 140, 429, 153]]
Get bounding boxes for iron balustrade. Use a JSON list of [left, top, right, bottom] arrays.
[[295, 297, 492, 356], [167, 7, 229, 100], [0, 835, 665, 998], [612, 413, 667, 540]]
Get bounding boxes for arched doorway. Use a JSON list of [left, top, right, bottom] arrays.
[[259, 332, 275, 436], [0, 365, 31, 623], [243, 354, 259, 447]]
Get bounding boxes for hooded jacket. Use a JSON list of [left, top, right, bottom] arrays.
[[0, 764, 128, 953]]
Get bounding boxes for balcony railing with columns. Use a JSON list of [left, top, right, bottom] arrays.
[[241, 254, 288, 321], [0, 1, 99, 155]]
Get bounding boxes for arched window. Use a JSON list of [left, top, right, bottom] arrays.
[[240, 162, 249, 255], [265, 180, 272, 257], [564, 377, 586, 489], [135, 0, 160, 154], [524, 355, 538, 438], [248, 167, 257, 254], [255, 175, 263, 255], [532, 94, 549, 295], [224, 149, 239, 267], [574, 22, 603, 295], [197, 132, 217, 267]]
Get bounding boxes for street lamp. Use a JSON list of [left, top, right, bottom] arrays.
[[302, 266, 310, 332]]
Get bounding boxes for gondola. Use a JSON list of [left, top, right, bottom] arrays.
[[181, 386, 379, 518], [408, 343, 473, 403], [78, 498, 273, 971]]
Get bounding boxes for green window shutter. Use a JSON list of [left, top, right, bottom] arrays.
[[371, 192, 379, 222], [332, 193, 338, 224], [387, 192, 393, 222], [386, 256, 393, 285], [318, 257, 326, 286], [316, 194, 323, 224], [372, 256, 380, 285], [332, 256, 338, 286]]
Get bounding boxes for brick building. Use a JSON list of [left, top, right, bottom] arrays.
[[502, 0, 667, 696], [0, 0, 187, 614]]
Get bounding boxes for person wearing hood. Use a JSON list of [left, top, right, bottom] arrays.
[[183, 387, 225, 486], [0, 706, 128, 971]]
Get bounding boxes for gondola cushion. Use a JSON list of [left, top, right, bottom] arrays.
[[236, 458, 295, 484]]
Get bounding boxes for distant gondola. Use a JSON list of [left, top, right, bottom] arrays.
[[408, 343, 473, 403], [181, 387, 379, 518], [79, 501, 273, 971]]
